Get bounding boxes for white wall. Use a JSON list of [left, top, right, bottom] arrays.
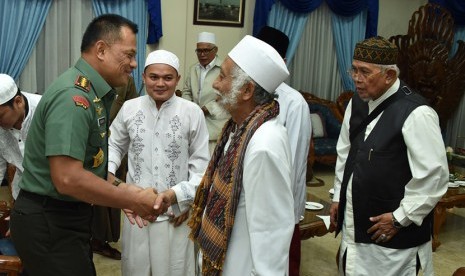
[[149, 0, 256, 86], [378, 0, 427, 39]]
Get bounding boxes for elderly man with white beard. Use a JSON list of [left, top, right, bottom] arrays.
[[189, 35, 295, 276]]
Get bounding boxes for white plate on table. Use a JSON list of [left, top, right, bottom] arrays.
[[448, 182, 460, 188], [455, 180, 465, 187], [305, 201, 324, 210]]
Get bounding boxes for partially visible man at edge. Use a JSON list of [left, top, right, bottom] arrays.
[[329, 36, 448, 275], [189, 35, 295, 275], [10, 14, 169, 276], [256, 26, 312, 276]]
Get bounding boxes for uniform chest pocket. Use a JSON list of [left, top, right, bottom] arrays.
[[89, 127, 107, 147]]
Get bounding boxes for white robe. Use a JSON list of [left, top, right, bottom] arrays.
[[276, 83, 312, 224], [333, 79, 449, 276], [0, 92, 41, 199], [108, 94, 210, 276], [220, 119, 295, 276]]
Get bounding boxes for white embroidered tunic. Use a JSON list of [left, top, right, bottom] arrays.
[[108, 94, 210, 219]]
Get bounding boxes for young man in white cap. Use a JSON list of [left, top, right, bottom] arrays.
[[0, 74, 41, 200], [189, 35, 295, 276], [256, 26, 312, 276], [108, 49, 210, 276], [182, 31, 230, 154]]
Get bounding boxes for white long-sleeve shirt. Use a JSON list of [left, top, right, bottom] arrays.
[[0, 92, 41, 199], [221, 119, 295, 276], [276, 83, 311, 224], [333, 79, 449, 276], [108, 95, 210, 219]]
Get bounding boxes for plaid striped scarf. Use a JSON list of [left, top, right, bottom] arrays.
[[188, 100, 279, 275]]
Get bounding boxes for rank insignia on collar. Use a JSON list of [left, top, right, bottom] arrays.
[[72, 95, 89, 110], [74, 75, 91, 93]]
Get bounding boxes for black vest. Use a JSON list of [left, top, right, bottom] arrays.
[[337, 83, 433, 249]]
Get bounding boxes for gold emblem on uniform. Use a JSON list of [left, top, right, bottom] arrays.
[[95, 106, 103, 116], [93, 97, 101, 103], [100, 132, 106, 138], [74, 75, 91, 92], [93, 148, 104, 168]]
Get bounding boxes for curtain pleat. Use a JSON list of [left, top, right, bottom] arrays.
[[92, 0, 148, 93], [0, 0, 52, 80]]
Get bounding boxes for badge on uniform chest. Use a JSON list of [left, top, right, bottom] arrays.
[[93, 148, 104, 168], [98, 117, 106, 127]]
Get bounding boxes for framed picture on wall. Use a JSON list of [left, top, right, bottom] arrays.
[[193, 0, 245, 27]]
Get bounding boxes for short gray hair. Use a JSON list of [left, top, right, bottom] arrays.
[[231, 64, 276, 105], [379, 64, 400, 78]]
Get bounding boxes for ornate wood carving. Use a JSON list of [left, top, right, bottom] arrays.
[[389, 3, 465, 128]]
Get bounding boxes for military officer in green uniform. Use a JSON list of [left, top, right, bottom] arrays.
[[10, 14, 169, 276]]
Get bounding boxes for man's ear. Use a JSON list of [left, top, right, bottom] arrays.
[[242, 81, 255, 101], [95, 40, 107, 61], [385, 69, 396, 83]]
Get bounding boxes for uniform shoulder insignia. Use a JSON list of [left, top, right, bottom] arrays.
[[72, 95, 90, 110], [74, 75, 91, 93]]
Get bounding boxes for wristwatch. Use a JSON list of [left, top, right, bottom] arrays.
[[112, 178, 123, 187], [392, 215, 403, 229]]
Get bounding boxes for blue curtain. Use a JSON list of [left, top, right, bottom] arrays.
[[252, 0, 276, 36], [332, 12, 367, 91], [92, 0, 148, 93], [267, 2, 309, 64], [0, 0, 52, 80], [146, 0, 163, 44], [253, 0, 378, 39], [429, 0, 465, 26]]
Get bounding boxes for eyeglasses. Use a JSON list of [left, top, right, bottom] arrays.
[[347, 68, 383, 81], [195, 47, 216, 55]]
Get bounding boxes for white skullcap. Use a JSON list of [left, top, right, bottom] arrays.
[[228, 35, 289, 93], [144, 50, 180, 73], [197, 32, 216, 44], [0, 74, 18, 105]]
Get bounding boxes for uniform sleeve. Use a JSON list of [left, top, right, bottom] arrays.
[[393, 105, 449, 226], [333, 100, 353, 202], [242, 124, 295, 275], [170, 106, 210, 216], [44, 89, 93, 162], [108, 103, 131, 175]]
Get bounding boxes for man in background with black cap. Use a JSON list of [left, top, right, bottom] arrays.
[[256, 26, 311, 276], [189, 35, 294, 276], [329, 36, 448, 275]]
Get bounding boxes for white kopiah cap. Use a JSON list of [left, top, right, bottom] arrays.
[[197, 32, 216, 44], [144, 50, 180, 73], [228, 35, 289, 93], [0, 74, 18, 105]]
